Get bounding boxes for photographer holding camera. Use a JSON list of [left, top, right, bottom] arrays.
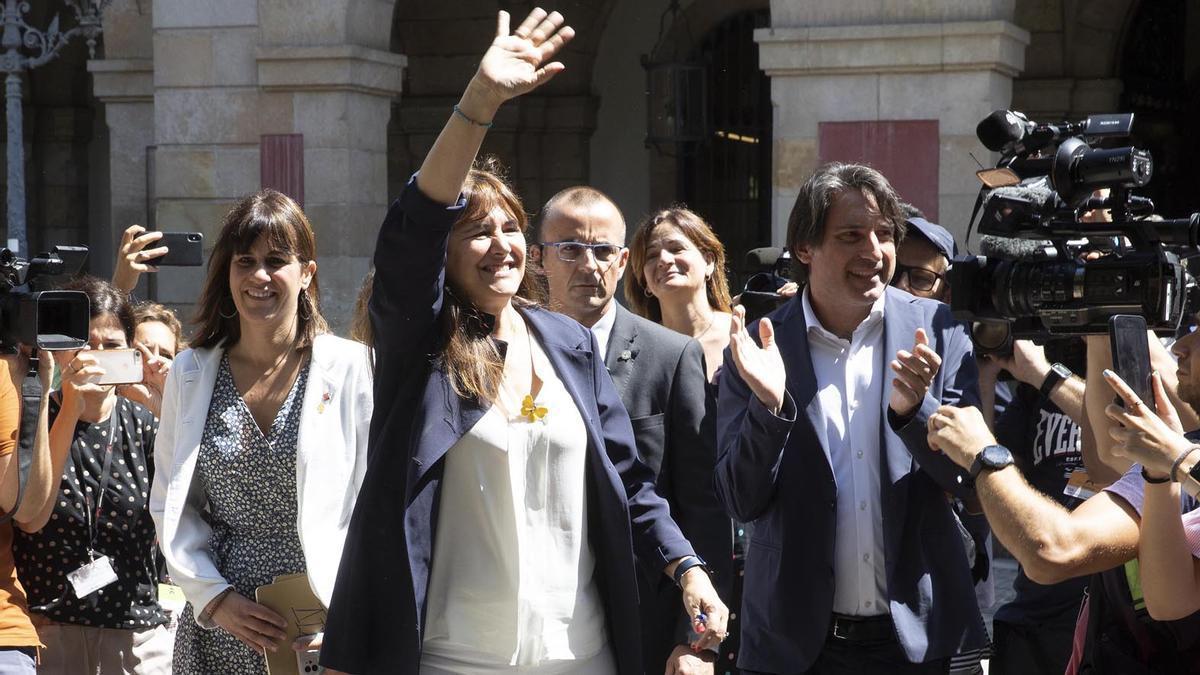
[[929, 108, 1200, 673], [12, 276, 172, 674]]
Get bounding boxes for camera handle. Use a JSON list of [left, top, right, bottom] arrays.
[[0, 352, 42, 526]]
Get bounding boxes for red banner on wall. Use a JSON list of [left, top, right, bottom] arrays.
[[261, 134, 305, 208], [818, 120, 939, 221]]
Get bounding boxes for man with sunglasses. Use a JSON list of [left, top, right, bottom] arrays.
[[532, 187, 730, 675]]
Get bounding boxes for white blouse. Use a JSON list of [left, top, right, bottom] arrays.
[[421, 335, 613, 674]]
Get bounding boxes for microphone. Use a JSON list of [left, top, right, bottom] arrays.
[[746, 247, 786, 270], [976, 110, 1033, 152], [979, 235, 1054, 261]]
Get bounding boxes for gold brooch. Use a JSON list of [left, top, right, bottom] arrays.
[[521, 394, 548, 422]]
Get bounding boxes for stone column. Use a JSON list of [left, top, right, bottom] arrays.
[[151, 0, 404, 330], [758, 6, 1029, 246], [256, 45, 407, 329], [87, 58, 153, 284]]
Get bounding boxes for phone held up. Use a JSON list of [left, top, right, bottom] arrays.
[[1108, 314, 1154, 413], [89, 349, 143, 386], [147, 232, 204, 267]]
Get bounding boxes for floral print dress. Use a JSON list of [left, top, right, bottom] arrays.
[[173, 354, 310, 675]]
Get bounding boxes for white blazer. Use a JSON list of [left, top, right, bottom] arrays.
[[149, 334, 373, 625]]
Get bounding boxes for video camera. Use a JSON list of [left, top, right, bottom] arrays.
[[740, 246, 792, 323], [949, 110, 1200, 354], [0, 246, 90, 352]]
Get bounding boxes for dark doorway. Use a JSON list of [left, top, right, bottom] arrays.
[[679, 9, 772, 283], [1120, 0, 1200, 218]]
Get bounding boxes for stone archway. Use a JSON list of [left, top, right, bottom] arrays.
[[1011, 0, 1139, 117], [386, 1, 618, 209]]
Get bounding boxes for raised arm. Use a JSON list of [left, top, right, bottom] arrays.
[[111, 225, 167, 295], [1084, 332, 1198, 484], [0, 353, 60, 530], [416, 9, 573, 206], [369, 9, 575, 386], [714, 306, 799, 522]]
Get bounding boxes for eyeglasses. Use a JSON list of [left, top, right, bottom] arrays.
[[892, 263, 944, 292], [541, 241, 623, 264]]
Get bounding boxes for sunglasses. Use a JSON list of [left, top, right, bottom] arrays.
[[541, 241, 623, 264]]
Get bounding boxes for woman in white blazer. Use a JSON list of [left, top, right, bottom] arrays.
[[149, 189, 373, 675]]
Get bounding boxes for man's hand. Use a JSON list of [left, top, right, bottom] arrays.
[[666, 643, 715, 675], [679, 567, 729, 653], [927, 404, 997, 470], [890, 328, 941, 417], [1104, 370, 1191, 480], [992, 340, 1052, 387], [728, 305, 785, 413], [112, 225, 167, 294]]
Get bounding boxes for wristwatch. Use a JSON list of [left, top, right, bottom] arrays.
[[1039, 362, 1073, 398], [969, 445, 1014, 479], [672, 556, 709, 588]]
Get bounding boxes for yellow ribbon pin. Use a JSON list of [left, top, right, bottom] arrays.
[[521, 394, 548, 422]]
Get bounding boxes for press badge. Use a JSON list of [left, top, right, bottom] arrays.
[[1064, 468, 1098, 501], [67, 554, 118, 598]]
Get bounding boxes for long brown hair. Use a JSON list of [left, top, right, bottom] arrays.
[[192, 189, 328, 350], [438, 162, 540, 404], [624, 207, 734, 322]]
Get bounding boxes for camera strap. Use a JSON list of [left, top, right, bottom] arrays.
[[83, 412, 120, 554], [0, 358, 44, 526], [963, 188, 987, 254]]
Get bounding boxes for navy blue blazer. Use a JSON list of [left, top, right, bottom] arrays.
[[715, 288, 987, 673], [320, 177, 695, 674]]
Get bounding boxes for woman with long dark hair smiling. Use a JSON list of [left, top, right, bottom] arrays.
[[625, 209, 735, 383], [150, 190, 373, 674], [320, 8, 727, 674]]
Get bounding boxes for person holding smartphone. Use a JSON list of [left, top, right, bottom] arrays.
[[12, 275, 172, 674]]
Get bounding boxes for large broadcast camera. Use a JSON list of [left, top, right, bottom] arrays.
[[0, 246, 90, 352], [949, 109, 1200, 354]]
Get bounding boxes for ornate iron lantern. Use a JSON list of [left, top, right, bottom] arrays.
[[641, 0, 707, 152], [2, 0, 113, 254]]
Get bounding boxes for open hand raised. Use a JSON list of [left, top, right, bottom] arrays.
[[728, 305, 785, 413], [890, 328, 941, 417], [473, 8, 575, 105]]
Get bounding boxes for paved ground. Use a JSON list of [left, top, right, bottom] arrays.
[[978, 557, 1021, 674], [985, 557, 1020, 632]]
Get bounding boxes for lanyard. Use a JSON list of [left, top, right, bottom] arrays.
[[83, 412, 120, 557]]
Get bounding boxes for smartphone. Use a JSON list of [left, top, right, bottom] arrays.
[[297, 649, 323, 674], [1109, 314, 1155, 412], [148, 232, 204, 266], [91, 349, 143, 386]]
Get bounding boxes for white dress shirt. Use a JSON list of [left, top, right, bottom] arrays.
[[802, 287, 889, 616], [421, 334, 612, 673], [590, 301, 617, 359]]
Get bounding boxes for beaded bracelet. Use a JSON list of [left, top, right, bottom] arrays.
[[452, 104, 494, 129]]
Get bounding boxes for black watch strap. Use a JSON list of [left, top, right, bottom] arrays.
[[970, 445, 1014, 479], [1039, 362, 1072, 398], [672, 556, 708, 588]]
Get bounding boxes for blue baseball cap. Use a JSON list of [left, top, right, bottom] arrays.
[[905, 217, 958, 260]]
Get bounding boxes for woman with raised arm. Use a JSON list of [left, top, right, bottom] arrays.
[[320, 8, 727, 675], [149, 190, 373, 674]]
